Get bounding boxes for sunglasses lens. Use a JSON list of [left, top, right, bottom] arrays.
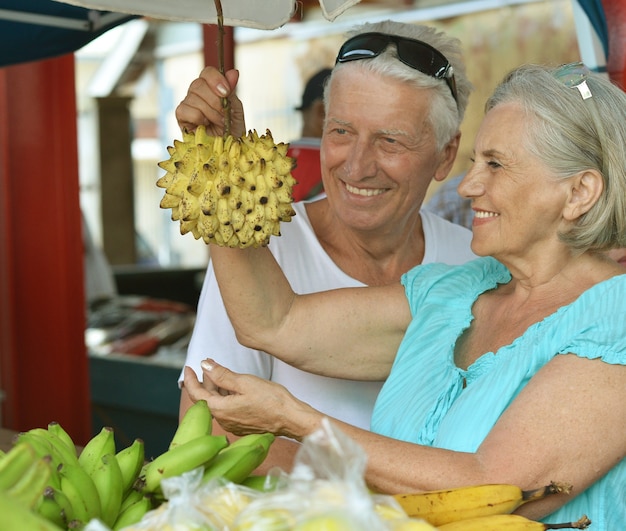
[[554, 62, 591, 88], [397, 41, 445, 76], [337, 34, 389, 62], [553, 62, 593, 99]]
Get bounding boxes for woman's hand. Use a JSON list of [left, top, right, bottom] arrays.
[[175, 67, 246, 138], [183, 360, 323, 441]]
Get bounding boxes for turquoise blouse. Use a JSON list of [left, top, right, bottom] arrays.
[[371, 257, 626, 530]]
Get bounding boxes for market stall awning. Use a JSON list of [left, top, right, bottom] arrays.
[[0, 1, 137, 67], [52, 0, 361, 30]]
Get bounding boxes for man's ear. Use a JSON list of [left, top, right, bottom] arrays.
[[434, 132, 461, 182], [563, 169, 604, 220]]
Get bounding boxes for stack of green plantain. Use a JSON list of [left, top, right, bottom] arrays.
[[0, 399, 274, 530], [392, 483, 592, 530], [157, 125, 297, 248]]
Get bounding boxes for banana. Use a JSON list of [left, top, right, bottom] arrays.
[[58, 462, 103, 524], [0, 441, 39, 491], [47, 422, 78, 458], [228, 432, 276, 454], [437, 514, 592, 530], [241, 474, 280, 492], [179, 189, 201, 221], [116, 438, 146, 495], [201, 443, 267, 485], [119, 487, 144, 513], [394, 483, 571, 527], [112, 495, 153, 530], [139, 433, 229, 493], [217, 196, 231, 225], [0, 488, 64, 531], [200, 433, 274, 485], [36, 486, 74, 528], [169, 399, 213, 451], [6, 454, 53, 509], [91, 453, 124, 527], [78, 426, 116, 477]]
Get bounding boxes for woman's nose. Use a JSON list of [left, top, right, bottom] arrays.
[[457, 168, 483, 198]]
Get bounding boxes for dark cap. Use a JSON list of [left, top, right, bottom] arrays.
[[295, 68, 332, 111]]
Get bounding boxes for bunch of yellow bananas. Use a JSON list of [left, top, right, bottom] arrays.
[[393, 483, 591, 531], [157, 126, 297, 248]]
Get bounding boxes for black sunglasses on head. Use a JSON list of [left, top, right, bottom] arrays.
[[335, 32, 458, 105]]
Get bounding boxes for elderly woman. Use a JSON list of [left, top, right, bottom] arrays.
[[184, 62, 626, 529]]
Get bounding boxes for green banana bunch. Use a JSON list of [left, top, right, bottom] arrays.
[[115, 438, 145, 496], [169, 399, 212, 450], [201, 432, 275, 485], [78, 426, 116, 477], [0, 488, 64, 531], [58, 462, 102, 525], [0, 442, 39, 491], [138, 433, 229, 494], [91, 453, 124, 528]]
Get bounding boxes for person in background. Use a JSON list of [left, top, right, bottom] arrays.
[[176, 20, 476, 472], [184, 63, 626, 530], [288, 67, 332, 201], [423, 173, 474, 229]]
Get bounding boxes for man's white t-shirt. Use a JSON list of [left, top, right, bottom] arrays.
[[179, 200, 477, 430]]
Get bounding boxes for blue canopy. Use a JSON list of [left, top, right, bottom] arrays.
[[0, 0, 137, 67], [577, 0, 609, 58]]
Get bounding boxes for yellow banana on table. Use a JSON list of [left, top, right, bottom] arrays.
[[436, 513, 592, 530], [394, 482, 572, 527]]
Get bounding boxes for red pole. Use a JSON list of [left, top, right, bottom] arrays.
[[603, 0, 626, 88], [202, 24, 235, 70], [0, 55, 91, 445]]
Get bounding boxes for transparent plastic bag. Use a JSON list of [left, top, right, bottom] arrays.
[[231, 418, 392, 530], [118, 467, 261, 531]]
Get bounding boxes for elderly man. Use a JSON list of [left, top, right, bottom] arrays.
[[175, 20, 476, 471]]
